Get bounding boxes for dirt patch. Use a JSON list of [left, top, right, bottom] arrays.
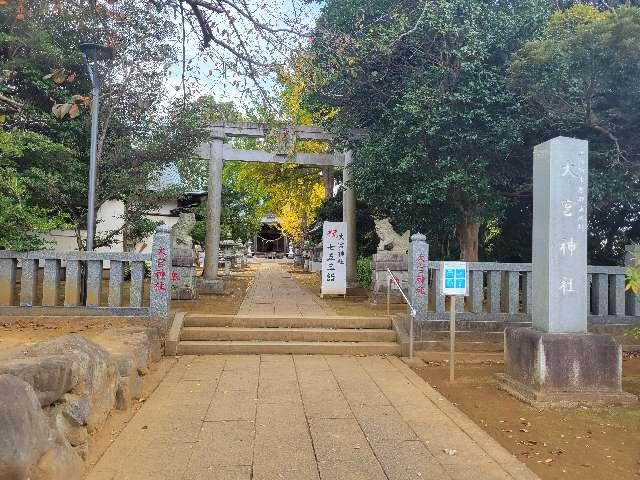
[[287, 267, 405, 317], [0, 316, 156, 350], [411, 352, 640, 480], [171, 268, 254, 315]]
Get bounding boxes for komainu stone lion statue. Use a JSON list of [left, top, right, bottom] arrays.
[[170, 213, 196, 249], [374, 218, 410, 253]]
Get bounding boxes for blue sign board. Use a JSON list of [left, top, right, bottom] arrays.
[[441, 262, 468, 296]]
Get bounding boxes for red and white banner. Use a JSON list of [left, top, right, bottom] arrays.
[[321, 221, 347, 295]]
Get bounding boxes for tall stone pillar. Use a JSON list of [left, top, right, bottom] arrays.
[[499, 137, 634, 407], [201, 134, 225, 293], [150, 224, 172, 328], [342, 151, 357, 287], [531, 137, 588, 333], [408, 233, 429, 321]]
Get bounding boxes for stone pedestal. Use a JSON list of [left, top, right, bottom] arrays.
[[196, 277, 224, 294], [171, 247, 198, 300], [497, 327, 636, 407], [500, 137, 636, 407], [370, 252, 408, 304]]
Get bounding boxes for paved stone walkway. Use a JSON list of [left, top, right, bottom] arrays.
[[86, 355, 537, 480], [239, 262, 334, 317]]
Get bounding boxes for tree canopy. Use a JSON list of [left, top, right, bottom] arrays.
[[302, 0, 640, 264], [305, 0, 552, 261], [1, 0, 208, 250]]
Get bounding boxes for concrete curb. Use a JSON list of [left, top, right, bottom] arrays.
[[165, 311, 186, 356]]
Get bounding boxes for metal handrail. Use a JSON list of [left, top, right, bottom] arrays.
[[386, 268, 416, 358]]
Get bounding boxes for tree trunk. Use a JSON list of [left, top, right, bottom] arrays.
[[456, 218, 480, 262], [322, 166, 334, 199]]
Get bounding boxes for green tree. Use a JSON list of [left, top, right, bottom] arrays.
[[0, 166, 68, 250], [1, 0, 208, 250], [305, 0, 551, 261], [509, 4, 640, 263]]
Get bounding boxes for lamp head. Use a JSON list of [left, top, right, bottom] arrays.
[[80, 42, 113, 88], [79, 42, 113, 61]]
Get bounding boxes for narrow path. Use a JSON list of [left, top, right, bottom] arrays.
[[239, 262, 334, 317], [86, 355, 538, 480]]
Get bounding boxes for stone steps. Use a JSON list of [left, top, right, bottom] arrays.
[[415, 340, 504, 352], [418, 320, 531, 331], [419, 330, 504, 342], [183, 314, 392, 330], [181, 326, 396, 343], [177, 340, 401, 356], [172, 313, 400, 356]]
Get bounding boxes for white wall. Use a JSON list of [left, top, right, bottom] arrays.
[[41, 200, 180, 254]]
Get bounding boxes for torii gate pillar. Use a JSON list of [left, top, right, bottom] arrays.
[[343, 150, 357, 287], [201, 133, 225, 293]]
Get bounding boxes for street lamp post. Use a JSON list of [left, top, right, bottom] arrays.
[[80, 42, 112, 251]]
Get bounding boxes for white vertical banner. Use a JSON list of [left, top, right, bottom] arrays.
[[321, 221, 347, 296]]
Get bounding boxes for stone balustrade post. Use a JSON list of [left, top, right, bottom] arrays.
[[108, 260, 124, 307], [487, 271, 501, 313], [592, 273, 608, 315], [129, 262, 145, 307], [609, 273, 625, 316], [64, 260, 83, 307], [469, 269, 483, 313], [20, 258, 38, 307], [0, 257, 18, 305], [408, 233, 428, 321], [42, 258, 61, 306], [522, 271, 533, 314], [150, 225, 172, 323], [85, 260, 103, 307], [432, 267, 445, 313]]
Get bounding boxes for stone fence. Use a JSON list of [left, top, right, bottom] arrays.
[[0, 225, 172, 320], [373, 250, 640, 325], [419, 261, 638, 324]]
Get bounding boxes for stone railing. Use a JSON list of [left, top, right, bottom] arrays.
[[417, 261, 638, 324], [0, 225, 171, 318]]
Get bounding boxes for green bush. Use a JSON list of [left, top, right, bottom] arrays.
[[357, 257, 373, 289], [626, 326, 640, 339], [626, 248, 640, 295]]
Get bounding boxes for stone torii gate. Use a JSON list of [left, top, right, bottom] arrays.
[[197, 121, 357, 293]]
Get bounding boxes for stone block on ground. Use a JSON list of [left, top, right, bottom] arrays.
[[196, 277, 224, 294], [0, 355, 75, 407], [93, 326, 161, 409], [59, 393, 90, 427], [0, 374, 83, 480], [48, 407, 89, 447], [95, 332, 151, 377], [10, 335, 118, 432]]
